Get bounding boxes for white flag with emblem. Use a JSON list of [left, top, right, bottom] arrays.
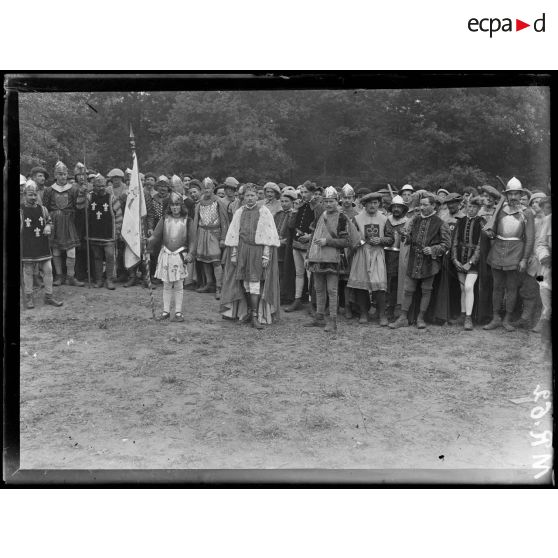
[[122, 151, 147, 269]]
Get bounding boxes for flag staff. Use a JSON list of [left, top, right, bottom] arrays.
[[129, 125, 155, 318]]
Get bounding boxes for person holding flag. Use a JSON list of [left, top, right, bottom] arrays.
[[121, 131, 149, 290]]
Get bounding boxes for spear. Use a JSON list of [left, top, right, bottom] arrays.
[[482, 175, 507, 234], [129, 125, 155, 319], [83, 148, 91, 288]]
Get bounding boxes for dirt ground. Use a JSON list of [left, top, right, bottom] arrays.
[[19, 281, 553, 472]]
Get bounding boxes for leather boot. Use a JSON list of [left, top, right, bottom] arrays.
[[502, 313, 516, 332], [483, 314, 502, 330], [389, 311, 409, 329], [52, 274, 66, 286], [464, 315, 473, 331], [324, 317, 337, 332], [25, 293, 34, 309], [44, 293, 63, 307], [304, 313, 326, 327], [252, 310, 264, 329], [124, 275, 138, 288], [284, 298, 302, 312], [416, 311, 427, 329], [450, 312, 466, 326], [105, 278, 116, 290], [67, 275, 84, 287], [250, 294, 263, 329]]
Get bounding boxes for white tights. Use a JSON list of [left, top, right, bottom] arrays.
[[163, 280, 184, 313], [457, 272, 478, 316]]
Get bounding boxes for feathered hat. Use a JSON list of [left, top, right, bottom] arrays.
[[74, 162, 87, 176]]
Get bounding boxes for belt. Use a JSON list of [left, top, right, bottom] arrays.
[[385, 247, 400, 251], [496, 235, 521, 241], [162, 246, 185, 255], [200, 224, 220, 230]]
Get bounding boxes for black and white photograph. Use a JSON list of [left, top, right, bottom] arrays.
[[4, 73, 553, 484]]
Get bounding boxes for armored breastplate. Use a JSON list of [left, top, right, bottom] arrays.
[[164, 217, 187, 251], [497, 212, 524, 239]]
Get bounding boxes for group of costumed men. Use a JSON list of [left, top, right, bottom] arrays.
[[20, 163, 552, 355]]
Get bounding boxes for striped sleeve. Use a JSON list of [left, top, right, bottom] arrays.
[[112, 195, 123, 237]]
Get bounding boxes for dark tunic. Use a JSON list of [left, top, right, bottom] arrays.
[[406, 213, 450, 279], [451, 216, 482, 271], [235, 205, 265, 282], [21, 204, 51, 262], [87, 191, 118, 244], [291, 201, 324, 251], [41, 184, 85, 250]]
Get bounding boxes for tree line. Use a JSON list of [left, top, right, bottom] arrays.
[[19, 87, 550, 193]]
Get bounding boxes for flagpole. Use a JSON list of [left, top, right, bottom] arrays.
[[129, 125, 155, 319], [83, 149, 91, 288]]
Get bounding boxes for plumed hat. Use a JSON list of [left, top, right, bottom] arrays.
[[505, 177, 524, 193], [468, 195, 484, 207], [54, 161, 68, 174], [389, 195, 409, 214], [30, 166, 49, 179], [202, 177, 215, 188], [243, 183, 258, 194], [171, 174, 184, 188], [281, 187, 298, 201], [263, 182, 281, 195], [74, 162, 87, 176], [224, 176, 239, 188], [480, 184, 501, 200], [324, 186, 338, 199], [444, 192, 463, 203], [169, 191, 183, 204], [107, 168, 124, 178], [341, 183, 354, 196]]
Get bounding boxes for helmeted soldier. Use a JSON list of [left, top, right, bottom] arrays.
[[483, 177, 535, 331], [41, 161, 87, 286], [20, 180, 63, 308]]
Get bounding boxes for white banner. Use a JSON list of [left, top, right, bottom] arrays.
[[121, 151, 147, 269]]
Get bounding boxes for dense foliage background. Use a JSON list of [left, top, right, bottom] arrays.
[[19, 87, 551, 192]]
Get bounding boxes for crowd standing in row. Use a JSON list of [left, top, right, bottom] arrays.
[[19, 163, 552, 355]]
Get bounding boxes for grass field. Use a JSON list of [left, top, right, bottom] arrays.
[[19, 281, 552, 474]]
